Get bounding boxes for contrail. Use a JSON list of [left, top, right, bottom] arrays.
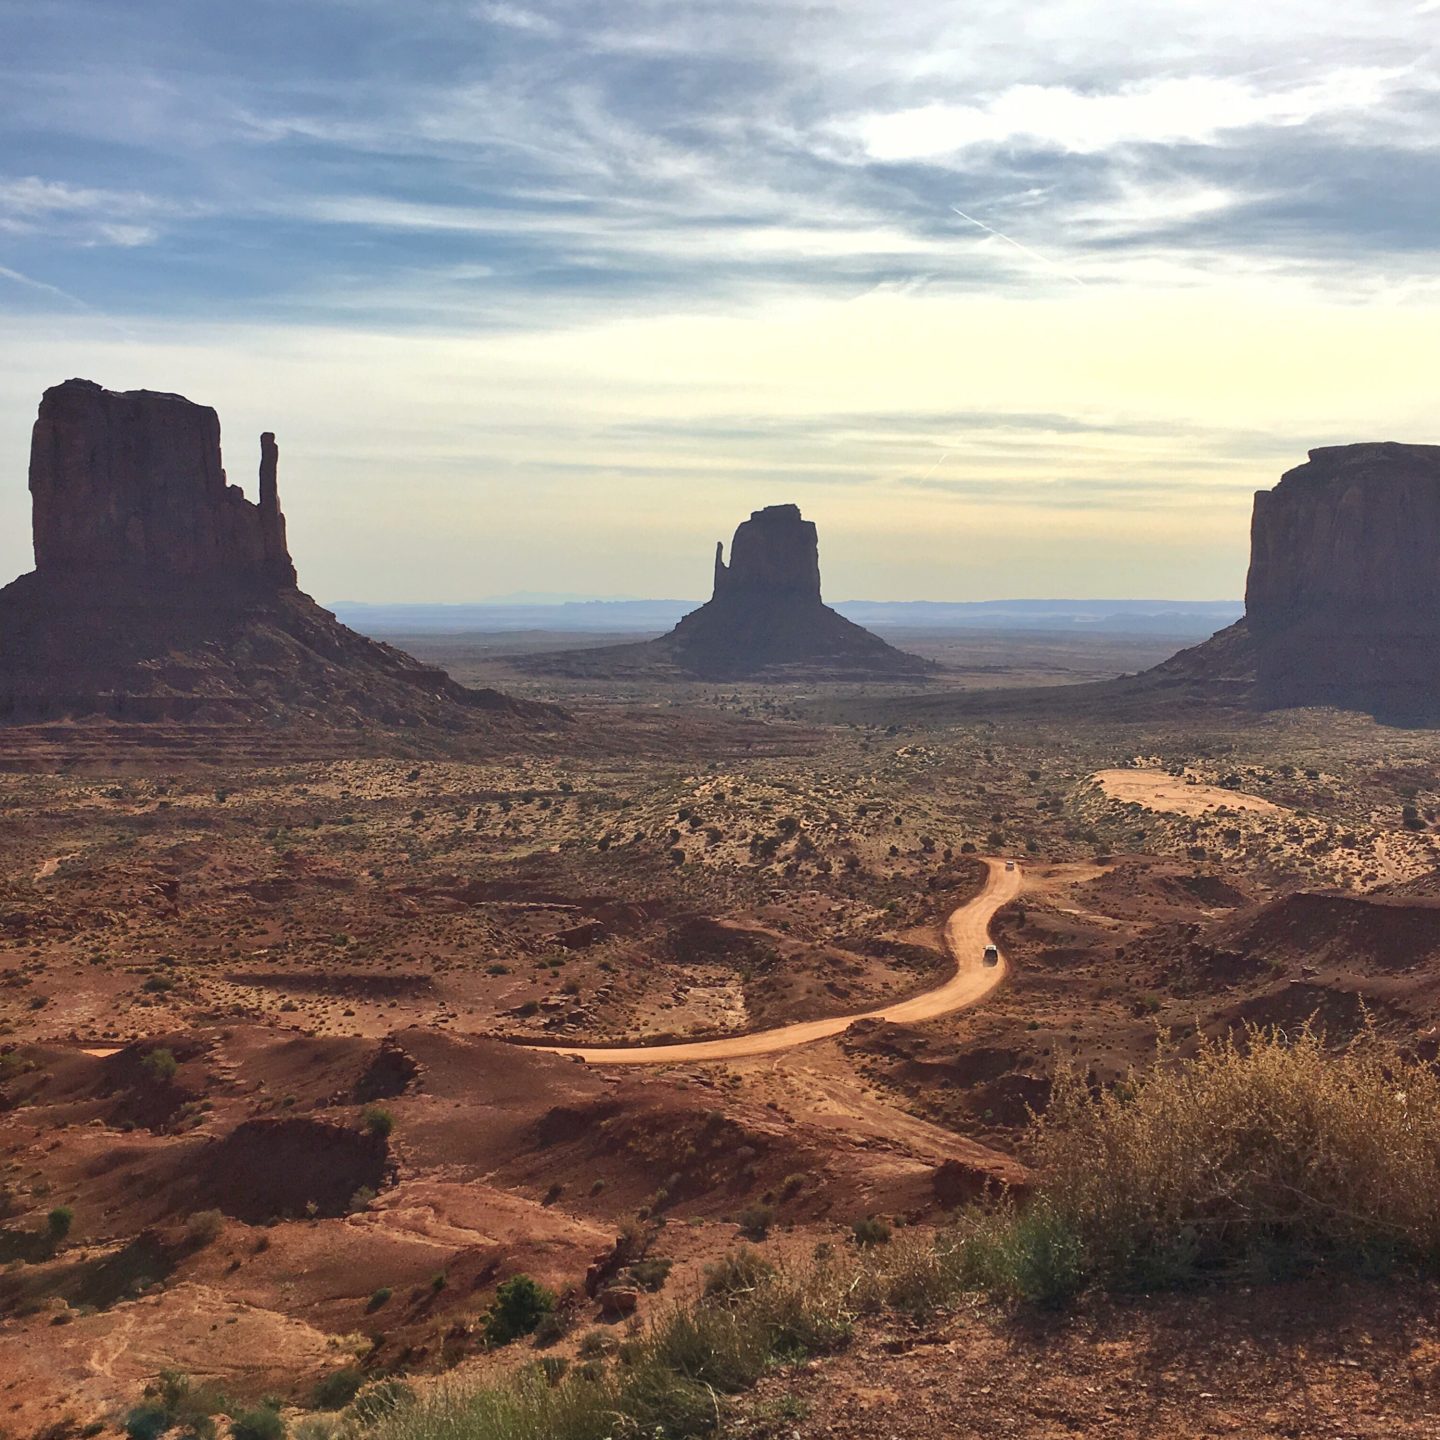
[[950, 206, 1088, 287], [0, 264, 89, 308]]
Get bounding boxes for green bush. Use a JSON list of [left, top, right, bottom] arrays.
[[360, 1106, 394, 1140], [125, 1373, 224, 1440], [47, 1206, 74, 1243], [737, 1204, 774, 1240], [312, 1365, 364, 1410], [141, 1048, 179, 1083], [123, 1403, 169, 1440], [852, 1216, 891, 1248], [346, 1379, 415, 1422], [484, 1274, 557, 1344], [230, 1403, 285, 1440], [627, 1255, 673, 1292], [702, 1247, 775, 1301]]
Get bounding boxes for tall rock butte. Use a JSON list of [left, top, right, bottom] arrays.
[[1137, 441, 1440, 720], [519, 503, 932, 680], [0, 379, 561, 739]]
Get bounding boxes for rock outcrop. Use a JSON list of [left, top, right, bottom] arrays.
[[27, 379, 297, 594], [0, 379, 563, 741], [517, 503, 933, 681], [1238, 443, 1440, 713], [1133, 442, 1440, 719], [660, 504, 930, 679], [845, 442, 1440, 728]]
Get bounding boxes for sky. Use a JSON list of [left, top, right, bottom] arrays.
[[1, 1, 1438, 603]]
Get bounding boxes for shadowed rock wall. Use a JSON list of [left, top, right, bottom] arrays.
[[28, 378, 297, 593]]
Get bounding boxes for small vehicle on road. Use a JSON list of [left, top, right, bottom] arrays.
[[983, 944, 1000, 966], [1004, 860, 1015, 871]]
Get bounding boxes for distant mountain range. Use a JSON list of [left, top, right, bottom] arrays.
[[330, 597, 1244, 639]]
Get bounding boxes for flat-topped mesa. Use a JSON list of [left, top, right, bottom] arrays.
[[0, 378, 564, 734], [1134, 441, 1440, 719], [1245, 442, 1440, 628], [28, 378, 297, 595], [712, 503, 822, 603]]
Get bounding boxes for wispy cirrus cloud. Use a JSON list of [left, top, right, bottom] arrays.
[[1, 1, 1438, 600]]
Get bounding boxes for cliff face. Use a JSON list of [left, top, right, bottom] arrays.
[[0, 379, 562, 737], [28, 379, 297, 593], [712, 504, 822, 603], [1246, 444, 1440, 624], [1240, 443, 1440, 714], [661, 504, 930, 680]]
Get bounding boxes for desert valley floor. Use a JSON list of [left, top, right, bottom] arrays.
[[1, 626, 1439, 1437]]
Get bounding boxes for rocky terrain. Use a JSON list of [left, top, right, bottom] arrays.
[[515, 504, 934, 681], [0, 381, 562, 746], [1, 426, 1440, 1437]]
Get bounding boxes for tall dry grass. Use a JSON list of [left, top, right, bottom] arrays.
[[1030, 1022, 1440, 1287]]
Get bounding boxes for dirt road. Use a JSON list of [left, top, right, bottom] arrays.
[[538, 858, 1021, 1065]]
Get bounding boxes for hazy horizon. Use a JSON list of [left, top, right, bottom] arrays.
[[2, 1, 1437, 603]]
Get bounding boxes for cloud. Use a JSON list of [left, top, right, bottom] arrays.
[[845, 69, 1409, 161], [2, 2, 1439, 598]]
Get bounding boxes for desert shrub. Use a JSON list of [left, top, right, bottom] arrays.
[[1028, 1023, 1440, 1289], [852, 1215, 891, 1248], [126, 1373, 225, 1440], [577, 1328, 618, 1359], [366, 1286, 392, 1312], [946, 1199, 1086, 1307], [360, 1106, 394, 1140], [230, 1402, 285, 1440], [627, 1255, 673, 1292], [703, 1247, 775, 1301], [186, 1209, 223, 1248], [532, 1309, 569, 1346], [123, 1404, 170, 1440], [312, 1364, 364, 1410], [141, 1048, 178, 1083], [47, 1206, 74, 1243], [484, 1274, 557, 1344], [364, 1251, 850, 1440], [346, 1379, 416, 1422], [737, 1204, 774, 1240]]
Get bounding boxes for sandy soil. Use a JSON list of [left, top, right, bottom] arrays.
[[1091, 767, 1286, 816]]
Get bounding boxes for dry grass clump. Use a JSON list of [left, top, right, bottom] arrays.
[[370, 1258, 852, 1440], [1026, 1022, 1440, 1290]]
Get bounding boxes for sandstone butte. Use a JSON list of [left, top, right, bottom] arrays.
[[0, 379, 562, 736], [519, 502, 935, 681]]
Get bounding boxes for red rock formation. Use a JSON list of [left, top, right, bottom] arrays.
[[28, 379, 296, 594], [0, 380, 564, 738], [662, 504, 931, 679], [711, 503, 822, 603], [1241, 443, 1440, 714], [519, 503, 933, 681]]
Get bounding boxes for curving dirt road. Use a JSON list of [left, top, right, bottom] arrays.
[[538, 857, 1021, 1065]]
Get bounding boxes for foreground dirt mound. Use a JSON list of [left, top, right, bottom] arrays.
[[1209, 891, 1440, 975], [194, 1116, 391, 1221]]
